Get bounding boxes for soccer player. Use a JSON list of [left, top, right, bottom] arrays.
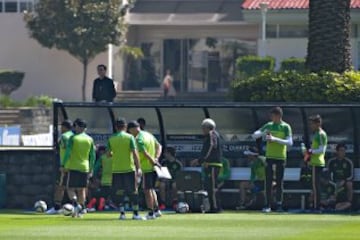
[[159, 146, 183, 210], [62, 118, 96, 217], [191, 118, 223, 213], [304, 114, 328, 212], [107, 118, 144, 220], [127, 120, 162, 219], [238, 147, 266, 210], [88, 145, 112, 211], [327, 143, 353, 208], [46, 120, 74, 214], [252, 107, 293, 212]]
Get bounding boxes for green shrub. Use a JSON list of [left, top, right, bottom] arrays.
[[0, 95, 21, 108], [0, 95, 53, 108], [231, 70, 360, 103], [236, 55, 275, 77], [0, 70, 25, 95], [280, 58, 306, 72], [24, 95, 53, 107]]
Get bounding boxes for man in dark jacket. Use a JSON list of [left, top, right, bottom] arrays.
[[191, 118, 223, 213], [92, 64, 116, 102]]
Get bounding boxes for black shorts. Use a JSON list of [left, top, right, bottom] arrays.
[[112, 172, 136, 194], [56, 171, 68, 187], [93, 185, 112, 199], [143, 171, 157, 190], [66, 170, 88, 188]]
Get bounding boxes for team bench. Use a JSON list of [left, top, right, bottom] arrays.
[[182, 167, 360, 194]]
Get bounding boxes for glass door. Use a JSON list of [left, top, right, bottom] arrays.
[[163, 39, 183, 92], [163, 39, 210, 93], [187, 39, 208, 92]]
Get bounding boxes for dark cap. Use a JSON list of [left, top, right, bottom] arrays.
[[73, 118, 87, 128], [115, 117, 127, 127], [127, 120, 140, 129], [61, 119, 72, 129]]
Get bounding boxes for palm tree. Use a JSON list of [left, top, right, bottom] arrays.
[[306, 0, 352, 73]]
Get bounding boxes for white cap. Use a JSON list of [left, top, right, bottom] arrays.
[[201, 118, 216, 130]]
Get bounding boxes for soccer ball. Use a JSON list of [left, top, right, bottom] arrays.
[[176, 202, 189, 213], [62, 203, 74, 216], [34, 200, 47, 213]]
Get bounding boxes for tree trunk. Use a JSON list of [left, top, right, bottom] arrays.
[[306, 0, 352, 73], [81, 59, 88, 101]]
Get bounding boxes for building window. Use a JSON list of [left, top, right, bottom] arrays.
[[279, 25, 308, 38], [134, 38, 256, 92], [5, 1, 17, 12], [266, 24, 308, 38], [0, 1, 35, 13], [20, 1, 33, 12], [141, 42, 161, 88], [266, 25, 277, 38]]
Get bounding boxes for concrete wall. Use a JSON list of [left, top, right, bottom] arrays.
[[0, 14, 110, 101], [0, 149, 55, 209]]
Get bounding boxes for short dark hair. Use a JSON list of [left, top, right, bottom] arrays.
[[115, 118, 127, 128], [97, 64, 107, 71], [61, 119, 72, 129], [166, 146, 176, 157], [137, 118, 146, 129], [97, 145, 106, 152], [336, 143, 347, 151], [127, 120, 140, 129], [309, 114, 322, 124], [73, 118, 87, 128], [270, 107, 283, 117]]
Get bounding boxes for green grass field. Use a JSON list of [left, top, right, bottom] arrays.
[[0, 210, 360, 240]]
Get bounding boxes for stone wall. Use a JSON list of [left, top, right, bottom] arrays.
[[18, 108, 52, 135], [0, 149, 55, 209]]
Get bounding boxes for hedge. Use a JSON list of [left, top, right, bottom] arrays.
[[231, 70, 360, 103], [280, 58, 306, 73], [0, 95, 53, 108], [236, 55, 275, 76]]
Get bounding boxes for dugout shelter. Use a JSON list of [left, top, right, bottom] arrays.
[[53, 101, 360, 209]]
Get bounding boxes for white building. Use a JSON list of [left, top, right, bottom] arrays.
[[0, 0, 360, 100], [0, 0, 109, 101]]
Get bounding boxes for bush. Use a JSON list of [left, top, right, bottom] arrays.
[[0, 95, 53, 108], [0, 70, 24, 95], [231, 70, 360, 103], [0, 95, 21, 108], [236, 55, 275, 77], [280, 58, 306, 73], [24, 95, 53, 107]]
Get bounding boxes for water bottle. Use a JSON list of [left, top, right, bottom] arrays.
[[301, 195, 305, 210], [124, 196, 130, 210], [200, 204, 205, 214], [300, 143, 307, 154]]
